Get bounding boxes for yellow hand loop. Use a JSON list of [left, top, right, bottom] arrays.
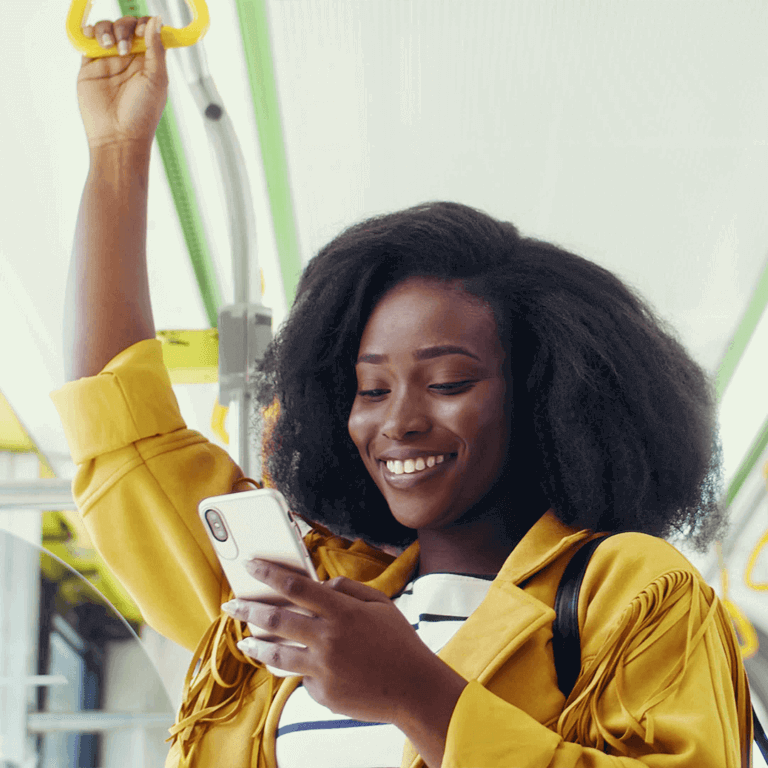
[[67, 0, 210, 58]]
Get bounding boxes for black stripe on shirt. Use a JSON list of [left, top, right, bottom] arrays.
[[277, 719, 388, 737], [409, 612, 470, 629]]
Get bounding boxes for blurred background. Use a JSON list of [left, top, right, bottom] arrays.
[[1, 0, 768, 765]]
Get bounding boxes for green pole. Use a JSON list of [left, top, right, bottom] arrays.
[[232, 0, 303, 308], [117, 0, 224, 328]]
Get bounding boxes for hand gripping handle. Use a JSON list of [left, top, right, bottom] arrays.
[[67, 0, 210, 58]]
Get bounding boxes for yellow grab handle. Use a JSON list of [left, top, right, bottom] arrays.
[[67, 0, 209, 58]]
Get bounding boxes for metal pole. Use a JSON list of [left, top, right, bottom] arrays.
[[0, 481, 75, 510], [26, 711, 172, 733], [153, 0, 274, 480]]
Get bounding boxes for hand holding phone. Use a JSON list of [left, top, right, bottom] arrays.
[[198, 488, 319, 676]]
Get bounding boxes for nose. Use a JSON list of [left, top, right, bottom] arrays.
[[381, 389, 430, 440]]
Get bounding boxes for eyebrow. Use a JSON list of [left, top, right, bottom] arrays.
[[356, 345, 481, 365]]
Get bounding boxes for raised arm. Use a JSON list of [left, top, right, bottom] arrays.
[[64, 15, 167, 381]]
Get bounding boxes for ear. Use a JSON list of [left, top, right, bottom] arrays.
[[325, 576, 391, 603]]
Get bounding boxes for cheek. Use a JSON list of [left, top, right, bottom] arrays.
[[347, 404, 368, 455], [459, 387, 509, 454]]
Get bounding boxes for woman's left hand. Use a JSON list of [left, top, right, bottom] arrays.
[[221, 559, 467, 731]]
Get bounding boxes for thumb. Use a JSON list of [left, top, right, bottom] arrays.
[[326, 576, 391, 603], [144, 16, 167, 73]]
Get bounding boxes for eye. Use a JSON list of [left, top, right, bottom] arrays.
[[429, 381, 475, 394], [357, 388, 389, 399]]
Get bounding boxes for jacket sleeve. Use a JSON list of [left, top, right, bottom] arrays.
[[50, 339, 246, 652], [442, 539, 752, 768]]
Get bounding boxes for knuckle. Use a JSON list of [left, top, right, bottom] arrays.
[[318, 618, 342, 646], [93, 20, 115, 46], [327, 621, 347, 645], [268, 645, 283, 667], [284, 575, 304, 597], [255, 562, 272, 580], [114, 17, 138, 36], [266, 607, 281, 630]]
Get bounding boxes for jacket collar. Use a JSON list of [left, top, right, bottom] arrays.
[[495, 508, 592, 585], [357, 508, 591, 595]]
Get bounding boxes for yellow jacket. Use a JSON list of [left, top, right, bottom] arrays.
[[51, 339, 753, 768]]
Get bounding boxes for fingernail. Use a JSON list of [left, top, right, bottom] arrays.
[[101, 34, 115, 48], [156, 15, 164, 32], [237, 638, 260, 654], [136, 24, 146, 37], [117, 40, 130, 56], [221, 600, 241, 614]]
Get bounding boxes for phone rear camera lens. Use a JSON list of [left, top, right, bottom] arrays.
[[205, 509, 228, 542]]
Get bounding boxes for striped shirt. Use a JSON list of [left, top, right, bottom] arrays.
[[275, 571, 495, 768]]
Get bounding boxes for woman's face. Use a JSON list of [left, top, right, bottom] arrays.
[[348, 277, 509, 533]]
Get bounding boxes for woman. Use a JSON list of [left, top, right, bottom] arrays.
[[53, 15, 753, 768]]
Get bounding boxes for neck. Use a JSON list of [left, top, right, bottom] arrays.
[[416, 493, 547, 577]]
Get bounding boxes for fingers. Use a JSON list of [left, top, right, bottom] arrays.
[[245, 559, 340, 614], [222, 599, 317, 645], [326, 576, 391, 603], [143, 16, 167, 71], [85, 16, 154, 56], [236, 637, 308, 676]]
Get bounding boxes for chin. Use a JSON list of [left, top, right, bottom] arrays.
[[388, 503, 458, 532]]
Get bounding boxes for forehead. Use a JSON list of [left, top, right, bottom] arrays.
[[359, 277, 503, 359]]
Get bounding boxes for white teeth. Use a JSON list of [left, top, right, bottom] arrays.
[[384, 455, 450, 474]]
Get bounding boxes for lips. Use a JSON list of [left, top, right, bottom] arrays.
[[377, 453, 457, 487]]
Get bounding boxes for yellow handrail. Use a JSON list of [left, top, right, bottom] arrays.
[[67, 0, 209, 58], [717, 542, 759, 659], [743, 460, 768, 592], [210, 398, 230, 446]]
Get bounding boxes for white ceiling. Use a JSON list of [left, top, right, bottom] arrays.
[[1, 0, 767, 502]]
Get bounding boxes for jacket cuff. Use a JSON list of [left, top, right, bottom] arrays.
[[50, 339, 186, 464], [443, 680, 562, 768]]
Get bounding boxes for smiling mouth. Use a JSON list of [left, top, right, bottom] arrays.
[[379, 453, 457, 480]]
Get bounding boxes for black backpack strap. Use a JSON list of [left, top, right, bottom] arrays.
[[552, 533, 615, 698], [552, 532, 768, 767]]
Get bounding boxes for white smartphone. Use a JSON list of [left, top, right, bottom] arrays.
[[198, 488, 320, 671]]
